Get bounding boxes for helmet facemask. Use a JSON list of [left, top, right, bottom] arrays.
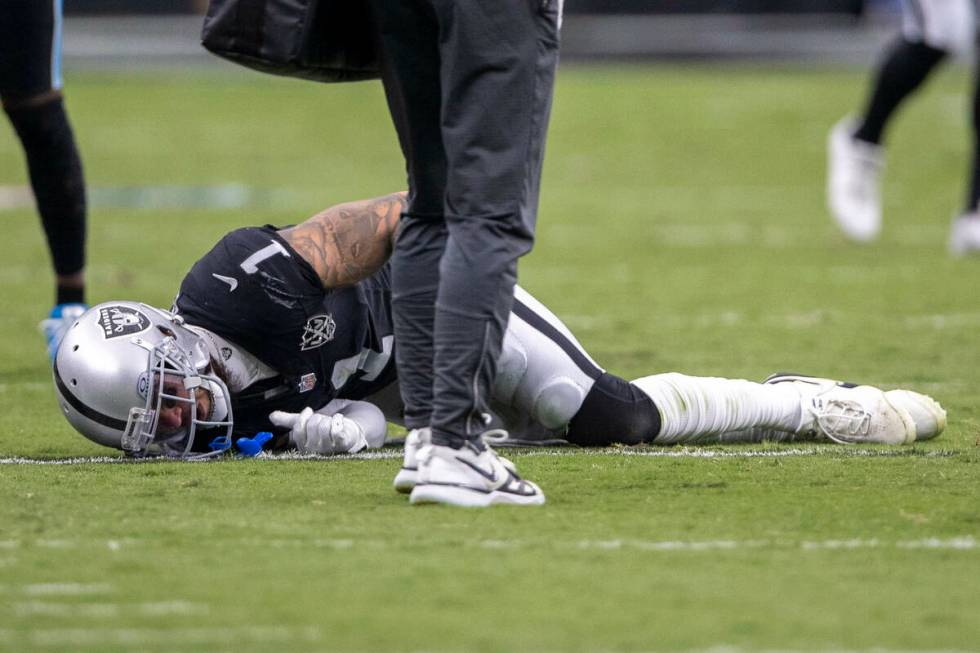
[[122, 323, 234, 459]]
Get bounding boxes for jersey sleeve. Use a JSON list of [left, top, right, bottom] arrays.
[[174, 226, 326, 377]]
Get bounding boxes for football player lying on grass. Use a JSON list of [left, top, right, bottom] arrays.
[[53, 192, 947, 481]]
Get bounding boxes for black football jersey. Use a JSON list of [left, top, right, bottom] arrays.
[[173, 226, 397, 442]]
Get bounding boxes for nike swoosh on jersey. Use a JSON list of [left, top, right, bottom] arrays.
[[212, 273, 238, 292]]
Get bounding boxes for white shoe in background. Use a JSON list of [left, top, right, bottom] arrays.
[[827, 117, 885, 242], [948, 212, 980, 256], [40, 303, 88, 364]]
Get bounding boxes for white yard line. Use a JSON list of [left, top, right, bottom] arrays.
[[526, 448, 957, 459], [576, 537, 979, 552], [0, 447, 958, 465], [138, 600, 208, 616], [0, 382, 51, 393], [0, 185, 35, 210], [0, 456, 148, 465], [689, 649, 977, 653], [27, 625, 320, 647], [8, 624, 980, 653], [4, 537, 976, 554], [23, 583, 113, 596], [14, 600, 207, 618], [0, 184, 303, 211], [16, 602, 120, 618]]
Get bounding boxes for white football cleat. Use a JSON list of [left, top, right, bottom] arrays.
[[948, 212, 980, 256], [764, 373, 918, 445], [827, 117, 885, 243], [409, 440, 545, 507], [393, 427, 429, 494], [884, 389, 946, 441]]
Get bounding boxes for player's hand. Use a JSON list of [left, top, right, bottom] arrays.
[[268, 407, 369, 455]]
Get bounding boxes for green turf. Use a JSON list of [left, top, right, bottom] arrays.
[[1, 63, 978, 652]]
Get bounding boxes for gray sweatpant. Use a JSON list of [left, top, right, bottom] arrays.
[[370, 0, 561, 445]]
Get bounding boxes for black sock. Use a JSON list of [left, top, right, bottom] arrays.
[[967, 70, 980, 214], [853, 39, 947, 145], [5, 97, 87, 281], [56, 285, 85, 306]]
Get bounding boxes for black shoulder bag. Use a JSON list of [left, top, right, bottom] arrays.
[[201, 0, 380, 83]]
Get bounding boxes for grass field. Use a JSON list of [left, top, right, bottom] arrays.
[[1, 62, 979, 653]]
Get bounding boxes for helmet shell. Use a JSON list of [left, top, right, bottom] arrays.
[[53, 301, 215, 452]]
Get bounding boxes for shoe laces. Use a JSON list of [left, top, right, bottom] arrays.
[[807, 398, 872, 444], [481, 429, 510, 446]]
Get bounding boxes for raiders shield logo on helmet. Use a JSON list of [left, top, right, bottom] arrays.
[[97, 305, 151, 339], [300, 314, 336, 351]]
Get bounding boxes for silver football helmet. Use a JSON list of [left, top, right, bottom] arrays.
[[53, 301, 234, 459]]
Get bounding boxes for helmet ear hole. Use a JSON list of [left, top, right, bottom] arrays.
[[70, 378, 78, 386], [72, 344, 79, 352], [157, 326, 176, 338]]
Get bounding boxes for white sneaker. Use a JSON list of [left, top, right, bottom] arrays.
[[948, 212, 980, 256], [393, 427, 429, 494], [827, 117, 885, 242], [409, 441, 545, 507], [394, 428, 525, 494], [764, 373, 918, 445], [39, 303, 88, 364]]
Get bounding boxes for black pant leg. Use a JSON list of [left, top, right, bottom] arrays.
[[429, 0, 561, 442], [0, 0, 60, 99], [370, 0, 447, 429]]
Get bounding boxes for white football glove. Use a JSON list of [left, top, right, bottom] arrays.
[[268, 407, 369, 455]]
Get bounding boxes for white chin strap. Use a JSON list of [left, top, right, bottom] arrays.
[[203, 379, 230, 424]]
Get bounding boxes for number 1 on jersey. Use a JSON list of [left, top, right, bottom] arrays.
[[240, 240, 290, 274]]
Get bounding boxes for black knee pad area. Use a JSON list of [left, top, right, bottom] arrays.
[[566, 373, 661, 447]]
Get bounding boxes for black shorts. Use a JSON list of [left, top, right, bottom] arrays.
[[0, 0, 63, 99]]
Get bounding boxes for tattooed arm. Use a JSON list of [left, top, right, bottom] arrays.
[[278, 192, 406, 289]]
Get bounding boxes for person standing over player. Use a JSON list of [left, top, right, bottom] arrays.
[[367, 0, 563, 506], [1, 0, 88, 360], [828, 0, 980, 253]]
